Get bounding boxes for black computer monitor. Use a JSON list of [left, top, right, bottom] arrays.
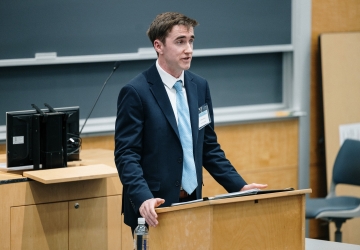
[[6, 106, 80, 169]]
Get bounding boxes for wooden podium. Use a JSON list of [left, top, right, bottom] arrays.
[[150, 189, 311, 250]]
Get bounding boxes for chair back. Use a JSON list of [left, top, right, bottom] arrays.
[[332, 139, 360, 186]]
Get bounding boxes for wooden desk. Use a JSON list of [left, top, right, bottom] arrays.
[[0, 149, 133, 250]]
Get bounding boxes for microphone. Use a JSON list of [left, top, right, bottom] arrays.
[[79, 61, 120, 135]]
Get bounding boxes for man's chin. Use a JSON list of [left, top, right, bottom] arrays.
[[181, 63, 191, 71]]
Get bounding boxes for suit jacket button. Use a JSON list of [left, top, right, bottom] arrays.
[[175, 181, 180, 187], [178, 157, 182, 163]]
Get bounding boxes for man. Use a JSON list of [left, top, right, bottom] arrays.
[[114, 12, 267, 232]]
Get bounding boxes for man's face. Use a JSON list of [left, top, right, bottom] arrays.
[[155, 25, 194, 78]]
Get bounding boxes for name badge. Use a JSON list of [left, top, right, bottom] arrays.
[[199, 104, 211, 130]]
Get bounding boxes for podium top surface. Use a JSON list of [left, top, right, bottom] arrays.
[[156, 188, 312, 213]]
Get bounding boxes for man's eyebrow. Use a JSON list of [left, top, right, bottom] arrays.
[[175, 35, 195, 40]]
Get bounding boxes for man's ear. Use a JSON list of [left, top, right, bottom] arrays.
[[153, 39, 163, 55]]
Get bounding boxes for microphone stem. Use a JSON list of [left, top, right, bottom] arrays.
[[79, 63, 119, 135]]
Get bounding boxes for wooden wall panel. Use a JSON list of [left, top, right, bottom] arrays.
[[310, 0, 360, 241], [80, 119, 299, 198], [0, 143, 5, 155], [321, 33, 360, 187], [81, 135, 115, 151], [203, 167, 298, 198], [319, 32, 360, 244], [201, 119, 299, 197], [215, 119, 298, 171]]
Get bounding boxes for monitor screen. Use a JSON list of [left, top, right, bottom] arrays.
[[6, 106, 80, 169]]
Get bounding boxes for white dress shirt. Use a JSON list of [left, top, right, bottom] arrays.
[[156, 60, 188, 124]]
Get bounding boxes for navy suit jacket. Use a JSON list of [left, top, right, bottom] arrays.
[[114, 63, 246, 229]]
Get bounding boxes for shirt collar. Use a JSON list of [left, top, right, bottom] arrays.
[[156, 60, 184, 89]]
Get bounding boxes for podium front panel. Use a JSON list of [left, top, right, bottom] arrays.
[[212, 195, 305, 249], [152, 190, 308, 249], [150, 205, 212, 250]]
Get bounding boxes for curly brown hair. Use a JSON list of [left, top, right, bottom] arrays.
[[147, 12, 198, 46]]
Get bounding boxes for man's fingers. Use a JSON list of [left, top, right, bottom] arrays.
[[252, 183, 268, 189], [139, 198, 165, 227], [154, 198, 165, 207], [241, 183, 268, 191], [140, 202, 156, 226], [147, 199, 165, 226]]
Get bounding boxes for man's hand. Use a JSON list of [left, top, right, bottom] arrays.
[[241, 183, 268, 191], [139, 198, 165, 227]]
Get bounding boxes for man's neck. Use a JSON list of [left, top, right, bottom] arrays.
[[156, 60, 184, 80], [157, 59, 182, 78]]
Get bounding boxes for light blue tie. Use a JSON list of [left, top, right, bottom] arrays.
[[173, 80, 198, 194]]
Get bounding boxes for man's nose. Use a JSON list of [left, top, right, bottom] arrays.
[[184, 42, 193, 53]]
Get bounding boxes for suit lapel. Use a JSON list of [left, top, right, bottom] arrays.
[[147, 64, 179, 138]]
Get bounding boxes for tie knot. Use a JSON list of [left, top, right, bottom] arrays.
[[173, 80, 183, 92]]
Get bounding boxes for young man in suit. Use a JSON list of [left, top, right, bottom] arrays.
[[114, 12, 267, 232]]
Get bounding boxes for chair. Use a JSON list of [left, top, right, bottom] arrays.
[[306, 139, 360, 242]]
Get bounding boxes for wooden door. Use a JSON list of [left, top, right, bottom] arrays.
[[68, 195, 122, 250]]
